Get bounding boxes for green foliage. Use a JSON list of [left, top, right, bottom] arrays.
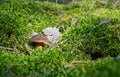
[[0, 0, 120, 77]]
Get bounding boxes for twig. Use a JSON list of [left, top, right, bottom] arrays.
[[65, 59, 93, 68], [80, 1, 96, 20], [96, 0, 108, 5], [97, 36, 120, 40], [71, 39, 85, 54], [88, 18, 111, 35], [0, 46, 14, 51], [52, 38, 69, 48], [40, 9, 53, 16], [11, 35, 24, 50]]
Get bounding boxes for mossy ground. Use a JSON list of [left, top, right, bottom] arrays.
[[0, 0, 120, 77]]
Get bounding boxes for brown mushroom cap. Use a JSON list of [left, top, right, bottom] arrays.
[[30, 34, 50, 44]]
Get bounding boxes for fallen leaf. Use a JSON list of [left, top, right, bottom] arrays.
[[42, 27, 60, 43], [71, 18, 78, 25]]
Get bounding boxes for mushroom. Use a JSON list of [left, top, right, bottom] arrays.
[[30, 34, 50, 49]]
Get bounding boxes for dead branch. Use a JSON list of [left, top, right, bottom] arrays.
[[0, 46, 14, 51]]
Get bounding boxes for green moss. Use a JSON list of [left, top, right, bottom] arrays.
[[0, 0, 120, 77]]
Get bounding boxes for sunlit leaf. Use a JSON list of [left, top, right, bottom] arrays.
[[42, 27, 60, 43]]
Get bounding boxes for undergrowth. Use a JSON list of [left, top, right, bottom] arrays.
[[0, 0, 120, 77]]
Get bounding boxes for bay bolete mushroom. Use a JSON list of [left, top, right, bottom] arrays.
[[30, 34, 50, 49]]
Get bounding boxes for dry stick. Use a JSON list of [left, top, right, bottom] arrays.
[[52, 37, 71, 48], [65, 55, 79, 68], [11, 35, 24, 50], [80, 1, 96, 20], [68, 60, 92, 66], [0, 46, 14, 51], [0, 36, 23, 51], [40, 9, 53, 16], [88, 18, 111, 35], [71, 39, 85, 54], [96, 0, 108, 5], [97, 36, 120, 40], [65, 55, 93, 68]]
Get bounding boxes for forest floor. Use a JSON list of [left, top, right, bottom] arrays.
[[0, 0, 120, 77]]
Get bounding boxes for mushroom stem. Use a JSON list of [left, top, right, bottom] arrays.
[[36, 43, 43, 49]]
